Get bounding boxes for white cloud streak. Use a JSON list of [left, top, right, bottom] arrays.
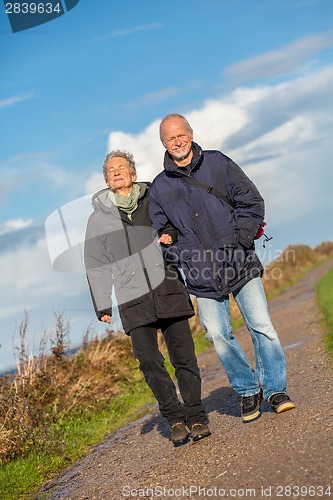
[[0, 218, 33, 235], [225, 31, 333, 82], [126, 87, 182, 110], [0, 93, 34, 109], [93, 23, 164, 42]]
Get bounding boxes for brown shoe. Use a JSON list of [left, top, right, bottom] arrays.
[[170, 422, 189, 445], [191, 423, 211, 442]]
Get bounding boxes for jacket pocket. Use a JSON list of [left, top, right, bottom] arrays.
[[113, 254, 150, 305], [176, 241, 214, 292], [216, 229, 238, 248]]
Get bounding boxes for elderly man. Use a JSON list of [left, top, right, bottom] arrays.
[[149, 114, 295, 422]]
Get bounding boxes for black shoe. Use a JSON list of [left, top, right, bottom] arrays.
[[241, 390, 263, 421], [269, 392, 296, 413], [190, 423, 211, 442], [170, 422, 189, 445]]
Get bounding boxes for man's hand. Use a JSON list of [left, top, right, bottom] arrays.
[[158, 233, 173, 245], [100, 315, 111, 323]]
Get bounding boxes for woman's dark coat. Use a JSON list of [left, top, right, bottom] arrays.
[[84, 182, 194, 333]]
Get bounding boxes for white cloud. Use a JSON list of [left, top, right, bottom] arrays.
[[0, 237, 83, 314], [225, 31, 333, 82], [0, 232, 97, 372], [0, 218, 33, 235], [81, 62, 333, 233], [84, 172, 105, 195]]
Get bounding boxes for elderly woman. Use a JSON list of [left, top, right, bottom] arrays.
[[84, 150, 210, 445]]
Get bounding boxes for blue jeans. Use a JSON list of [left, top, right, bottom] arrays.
[[197, 277, 287, 400]]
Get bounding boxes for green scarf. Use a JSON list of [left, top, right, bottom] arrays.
[[108, 183, 141, 219]]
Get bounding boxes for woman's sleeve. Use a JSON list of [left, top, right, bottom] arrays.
[[84, 217, 114, 319]]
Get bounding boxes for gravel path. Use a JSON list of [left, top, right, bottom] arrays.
[[37, 260, 333, 500]]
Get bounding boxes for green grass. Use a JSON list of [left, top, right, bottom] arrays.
[[0, 379, 156, 499], [316, 265, 333, 357]]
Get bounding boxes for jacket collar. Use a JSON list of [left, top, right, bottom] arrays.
[[163, 142, 203, 176]]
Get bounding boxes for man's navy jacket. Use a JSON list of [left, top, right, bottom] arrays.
[[149, 142, 265, 298]]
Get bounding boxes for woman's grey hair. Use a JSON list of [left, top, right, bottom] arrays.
[[103, 150, 136, 181], [159, 113, 193, 142]]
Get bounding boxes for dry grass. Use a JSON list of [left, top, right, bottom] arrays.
[[0, 313, 136, 465]]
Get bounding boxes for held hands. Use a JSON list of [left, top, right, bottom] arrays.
[[100, 315, 111, 323], [158, 233, 173, 245]]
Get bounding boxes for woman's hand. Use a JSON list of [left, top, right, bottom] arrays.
[[100, 314, 111, 323], [158, 233, 173, 245]]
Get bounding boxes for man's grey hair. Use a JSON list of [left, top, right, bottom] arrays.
[[103, 150, 136, 181], [159, 113, 193, 142]]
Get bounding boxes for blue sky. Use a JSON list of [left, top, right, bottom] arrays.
[[1, 0, 333, 372]]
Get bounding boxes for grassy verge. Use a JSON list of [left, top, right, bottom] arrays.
[[0, 379, 155, 499], [0, 330, 208, 500], [316, 265, 333, 357]]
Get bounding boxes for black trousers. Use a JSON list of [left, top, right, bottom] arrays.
[[130, 317, 207, 427]]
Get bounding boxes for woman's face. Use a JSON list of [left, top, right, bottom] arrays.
[[105, 156, 137, 193]]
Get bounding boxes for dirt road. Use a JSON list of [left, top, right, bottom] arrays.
[[37, 260, 333, 500]]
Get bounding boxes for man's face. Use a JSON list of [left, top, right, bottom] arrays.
[[105, 157, 137, 192], [161, 117, 193, 164]]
